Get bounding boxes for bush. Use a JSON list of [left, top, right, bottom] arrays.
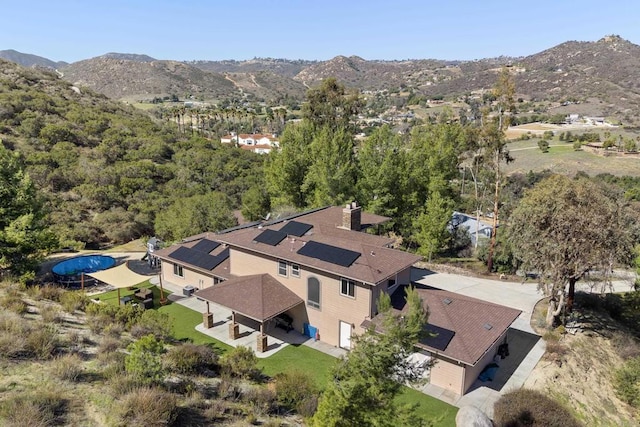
[[38, 303, 64, 323], [109, 373, 145, 397], [613, 356, 640, 408], [59, 291, 88, 313], [51, 353, 83, 381], [125, 334, 165, 384], [219, 345, 260, 379], [0, 294, 28, 314], [274, 370, 318, 412], [25, 323, 59, 359], [98, 335, 122, 354], [130, 309, 172, 340], [165, 343, 218, 374], [118, 387, 178, 426], [37, 284, 64, 302], [493, 389, 581, 426], [0, 390, 68, 427], [243, 386, 276, 415], [611, 332, 640, 360]]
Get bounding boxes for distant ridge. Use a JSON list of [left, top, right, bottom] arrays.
[[0, 49, 67, 69], [101, 52, 156, 62]]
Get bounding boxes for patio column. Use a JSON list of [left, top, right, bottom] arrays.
[[257, 322, 267, 353], [228, 311, 239, 339], [202, 301, 213, 329]]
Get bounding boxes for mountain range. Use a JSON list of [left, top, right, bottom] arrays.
[[2, 35, 640, 122]]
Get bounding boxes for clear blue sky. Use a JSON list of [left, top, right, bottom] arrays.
[[3, 0, 638, 63]]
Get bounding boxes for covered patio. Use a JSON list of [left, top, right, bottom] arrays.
[[194, 274, 304, 354]]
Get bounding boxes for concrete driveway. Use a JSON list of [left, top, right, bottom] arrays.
[[411, 268, 544, 332], [411, 268, 546, 417]]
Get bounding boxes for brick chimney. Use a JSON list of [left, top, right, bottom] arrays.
[[342, 201, 361, 231]]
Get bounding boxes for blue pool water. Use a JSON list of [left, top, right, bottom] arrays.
[[52, 255, 116, 276]]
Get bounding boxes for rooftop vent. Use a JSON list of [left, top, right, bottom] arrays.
[[483, 323, 493, 330], [443, 298, 452, 305]]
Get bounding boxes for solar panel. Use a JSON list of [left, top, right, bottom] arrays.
[[254, 229, 287, 246], [421, 324, 455, 351], [279, 221, 313, 237], [192, 238, 220, 253], [296, 241, 360, 267], [169, 246, 226, 270]]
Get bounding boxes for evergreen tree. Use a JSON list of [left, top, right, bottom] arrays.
[[312, 287, 429, 426], [0, 144, 57, 279]]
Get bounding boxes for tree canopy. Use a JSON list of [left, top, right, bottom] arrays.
[[507, 174, 636, 325], [0, 144, 57, 279], [312, 287, 430, 426]]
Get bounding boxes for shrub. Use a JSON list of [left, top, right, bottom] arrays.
[[165, 343, 218, 374], [130, 309, 172, 339], [25, 323, 59, 359], [98, 336, 122, 354], [274, 370, 318, 411], [38, 284, 64, 302], [243, 386, 276, 415], [52, 353, 84, 381], [108, 373, 145, 397], [613, 356, 640, 408], [611, 332, 640, 360], [118, 387, 178, 426], [493, 389, 581, 427], [38, 303, 64, 323], [0, 390, 68, 427], [59, 291, 88, 313], [204, 399, 228, 420], [0, 294, 28, 314], [125, 334, 165, 384], [219, 345, 259, 379]]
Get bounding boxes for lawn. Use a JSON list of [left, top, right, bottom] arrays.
[[92, 281, 168, 307], [258, 344, 336, 388], [90, 290, 457, 425]]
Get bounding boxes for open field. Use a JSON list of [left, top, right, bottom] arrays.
[[505, 140, 640, 177]]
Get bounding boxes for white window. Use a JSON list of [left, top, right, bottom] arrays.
[[340, 278, 355, 298], [307, 277, 320, 309], [278, 260, 288, 277], [173, 264, 184, 277], [291, 263, 300, 278]]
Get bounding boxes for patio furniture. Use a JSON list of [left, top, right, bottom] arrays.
[[142, 298, 154, 309], [275, 313, 293, 333], [135, 288, 152, 300], [120, 295, 133, 305]]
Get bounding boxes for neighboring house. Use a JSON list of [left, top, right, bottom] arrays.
[[154, 203, 420, 350], [364, 285, 521, 395], [220, 133, 280, 154], [450, 211, 493, 246]]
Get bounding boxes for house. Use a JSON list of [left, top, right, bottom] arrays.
[[364, 285, 521, 395], [450, 211, 493, 246], [154, 203, 420, 350], [220, 133, 280, 154]]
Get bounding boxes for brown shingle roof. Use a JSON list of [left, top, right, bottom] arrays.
[[416, 288, 521, 365], [194, 274, 303, 322], [365, 286, 521, 366]]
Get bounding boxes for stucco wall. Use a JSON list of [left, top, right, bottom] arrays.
[[430, 356, 466, 395], [463, 330, 508, 393], [161, 262, 215, 289], [230, 248, 373, 348]]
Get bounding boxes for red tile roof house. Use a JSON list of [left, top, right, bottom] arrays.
[[220, 133, 279, 154], [154, 203, 521, 395]]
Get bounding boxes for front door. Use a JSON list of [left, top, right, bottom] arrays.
[[339, 321, 351, 349]]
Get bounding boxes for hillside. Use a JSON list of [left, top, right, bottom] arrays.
[[61, 57, 237, 101], [0, 59, 264, 248], [189, 57, 317, 78], [0, 49, 67, 69]]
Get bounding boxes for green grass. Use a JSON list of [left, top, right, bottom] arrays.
[[89, 292, 457, 425], [92, 281, 169, 307], [397, 386, 457, 427], [258, 344, 336, 388], [157, 303, 232, 352]]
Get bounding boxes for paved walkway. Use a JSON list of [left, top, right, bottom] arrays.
[[150, 276, 346, 359]]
